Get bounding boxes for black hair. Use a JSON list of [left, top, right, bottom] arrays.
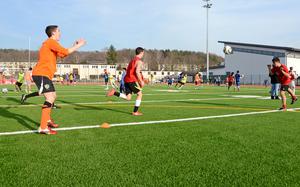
[[272, 57, 280, 63], [135, 47, 144, 55], [45, 25, 58, 38], [237, 70, 239, 73], [29, 67, 32, 71], [123, 68, 127, 70]]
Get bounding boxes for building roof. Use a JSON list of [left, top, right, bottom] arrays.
[[218, 41, 300, 53]]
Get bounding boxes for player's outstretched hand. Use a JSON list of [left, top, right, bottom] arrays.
[[75, 39, 86, 47]]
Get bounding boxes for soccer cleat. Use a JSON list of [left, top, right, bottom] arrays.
[[47, 120, 59, 128], [279, 106, 287, 111], [291, 97, 298, 105], [132, 111, 143, 116], [20, 94, 26, 104], [52, 104, 61, 109], [38, 127, 57, 135], [106, 89, 116, 97]]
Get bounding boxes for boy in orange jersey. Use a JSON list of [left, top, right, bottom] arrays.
[[107, 47, 145, 116], [24, 67, 33, 93], [22, 25, 86, 134]]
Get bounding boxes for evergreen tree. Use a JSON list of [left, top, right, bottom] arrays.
[[106, 45, 118, 65]]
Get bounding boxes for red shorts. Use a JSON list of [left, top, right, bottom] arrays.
[[228, 82, 233, 87]]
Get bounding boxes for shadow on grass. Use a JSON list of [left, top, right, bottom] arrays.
[[6, 97, 22, 104], [56, 99, 130, 115], [175, 100, 270, 110], [0, 107, 39, 130]]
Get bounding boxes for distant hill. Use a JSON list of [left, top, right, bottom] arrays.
[[0, 48, 224, 71]]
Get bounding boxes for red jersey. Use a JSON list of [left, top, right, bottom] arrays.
[[124, 56, 143, 83], [272, 64, 291, 85], [227, 75, 234, 83]]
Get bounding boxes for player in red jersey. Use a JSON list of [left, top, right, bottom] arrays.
[[107, 47, 145, 116], [271, 57, 297, 110], [226, 72, 235, 91]]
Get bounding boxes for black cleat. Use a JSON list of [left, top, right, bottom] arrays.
[[291, 97, 298, 105], [52, 104, 61, 109]]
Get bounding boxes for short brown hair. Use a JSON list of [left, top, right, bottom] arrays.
[[272, 57, 280, 63], [135, 47, 144, 55], [45, 25, 58, 38]]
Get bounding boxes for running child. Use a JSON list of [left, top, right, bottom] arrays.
[[226, 72, 235, 91], [104, 70, 109, 90], [175, 73, 187, 89], [107, 47, 145, 116], [120, 68, 126, 93], [194, 73, 201, 89], [15, 69, 25, 92], [234, 70, 241, 91], [109, 74, 118, 89], [271, 57, 297, 110], [167, 76, 173, 88], [24, 67, 33, 93], [289, 67, 297, 95]]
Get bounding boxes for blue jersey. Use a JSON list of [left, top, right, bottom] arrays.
[[104, 73, 109, 81], [121, 72, 126, 85], [235, 73, 241, 82]]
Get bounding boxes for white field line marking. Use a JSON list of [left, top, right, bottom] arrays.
[[0, 97, 239, 108], [1, 108, 299, 136], [0, 92, 224, 98]]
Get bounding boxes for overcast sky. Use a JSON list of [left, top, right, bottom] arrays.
[[0, 0, 299, 55]]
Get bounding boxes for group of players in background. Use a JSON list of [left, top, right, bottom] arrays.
[[1, 25, 297, 135]]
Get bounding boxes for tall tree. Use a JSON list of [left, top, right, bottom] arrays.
[[106, 45, 118, 65]]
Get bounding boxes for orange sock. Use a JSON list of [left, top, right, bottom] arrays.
[[40, 101, 52, 129]]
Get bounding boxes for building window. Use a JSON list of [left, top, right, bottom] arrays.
[[232, 47, 285, 57]]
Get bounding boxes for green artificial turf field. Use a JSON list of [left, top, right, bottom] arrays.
[[0, 84, 300, 186]]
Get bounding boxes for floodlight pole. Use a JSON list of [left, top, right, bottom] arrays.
[[28, 37, 31, 68], [203, 0, 212, 83]]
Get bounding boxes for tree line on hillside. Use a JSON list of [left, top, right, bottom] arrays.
[[0, 45, 224, 71]]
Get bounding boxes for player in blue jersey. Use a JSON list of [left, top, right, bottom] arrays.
[[234, 70, 241, 91]]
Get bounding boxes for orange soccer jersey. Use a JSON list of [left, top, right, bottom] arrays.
[[32, 38, 69, 79]]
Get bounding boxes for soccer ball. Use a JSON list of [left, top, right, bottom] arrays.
[[1, 88, 8, 94], [223, 45, 233, 54]]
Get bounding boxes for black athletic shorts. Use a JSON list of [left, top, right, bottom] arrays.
[[15, 82, 23, 87], [280, 85, 290, 91], [32, 76, 55, 94], [125, 82, 142, 95], [178, 81, 185, 85]]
